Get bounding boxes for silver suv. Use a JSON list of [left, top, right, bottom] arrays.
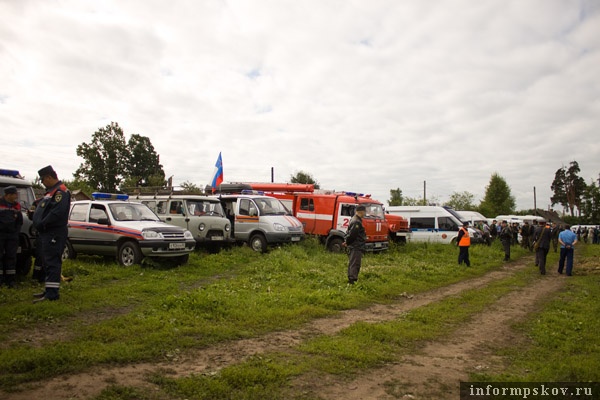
[[65, 194, 196, 266], [0, 168, 37, 276]]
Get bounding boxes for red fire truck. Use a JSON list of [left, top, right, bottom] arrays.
[[247, 183, 408, 252]]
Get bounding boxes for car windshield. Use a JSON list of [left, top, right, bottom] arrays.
[[187, 200, 224, 217], [109, 203, 160, 222], [255, 197, 291, 216], [363, 203, 385, 219]]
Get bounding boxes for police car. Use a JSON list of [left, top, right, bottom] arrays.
[[65, 193, 196, 266]]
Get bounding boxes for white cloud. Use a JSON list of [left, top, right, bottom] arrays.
[[1, 0, 599, 213]]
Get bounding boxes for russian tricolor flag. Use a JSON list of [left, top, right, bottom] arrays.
[[210, 152, 224, 193]]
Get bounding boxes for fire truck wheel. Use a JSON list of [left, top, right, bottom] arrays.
[[327, 237, 344, 253], [249, 233, 267, 253]]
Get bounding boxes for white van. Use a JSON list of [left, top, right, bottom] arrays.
[[457, 211, 488, 225], [386, 206, 481, 244], [216, 194, 305, 252]]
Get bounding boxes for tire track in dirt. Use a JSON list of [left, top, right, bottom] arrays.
[[3, 258, 543, 400], [313, 269, 568, 400]]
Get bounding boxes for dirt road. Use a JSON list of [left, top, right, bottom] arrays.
[[3, 256, 569, 400]]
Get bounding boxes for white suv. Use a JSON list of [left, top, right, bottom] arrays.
[[65, 194, 196, 266]]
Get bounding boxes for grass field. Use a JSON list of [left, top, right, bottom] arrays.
[[1, 239, 598, 399]]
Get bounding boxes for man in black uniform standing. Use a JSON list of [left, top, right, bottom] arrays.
[[345, 205, 367, 284], [499, 220, 512, 261], [533, 219, 552, 275], [0, 186, 23, 288], [32, 165, 70, 302]]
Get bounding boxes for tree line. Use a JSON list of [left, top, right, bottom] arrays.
[[60, 122, 599, 223]]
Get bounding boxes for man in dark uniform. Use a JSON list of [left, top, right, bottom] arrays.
[[533, 219, 552, 275], [345, 204, 367, 284], [489, 220, 498, 242], [550, 222, 560, 252], [528, 222, 536, 252], [32, 165, 70, 302], [499, 220, 512, 261], [511, 222, 519, 245], [520, 221, 530, 249], [0, 186, 23, 288]]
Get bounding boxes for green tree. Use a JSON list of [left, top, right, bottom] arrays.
[[125, 134, 166, 188], [444, 191, 476, 211], [180, 181, 202, 194], [290, 171, 320, 189], [75, 122, 165, 193], [75, 122, 128, 192], [478, 173, 515, 217], [61, 178, 95, 198], [581, 179, 600, 223], [551, 161, 587, 216], [388, 188, 403, 206]]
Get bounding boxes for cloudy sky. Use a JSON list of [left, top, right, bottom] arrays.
[[2, 0, 599, 212]]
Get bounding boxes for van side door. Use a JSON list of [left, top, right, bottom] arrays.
[[164, 200, 189, 231], [437, 216, 460, 243], [234, 198, 258, 241]]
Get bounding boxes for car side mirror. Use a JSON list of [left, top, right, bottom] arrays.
[[97, 217, 110, 225]]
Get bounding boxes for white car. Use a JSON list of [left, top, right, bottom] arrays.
[[65, 194, 196, 266]]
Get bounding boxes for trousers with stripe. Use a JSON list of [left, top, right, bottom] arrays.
[[37, 227, 67, 300], [0, 235, 18, 284]]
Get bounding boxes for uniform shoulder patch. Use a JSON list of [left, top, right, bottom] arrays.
[[55, 193, 63, 203]]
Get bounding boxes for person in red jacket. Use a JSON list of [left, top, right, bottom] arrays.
[[456, 221, 471, 267]]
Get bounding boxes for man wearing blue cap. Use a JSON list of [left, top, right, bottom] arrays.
[[0, 186, 23, 288], [32, 165, 70, 302]]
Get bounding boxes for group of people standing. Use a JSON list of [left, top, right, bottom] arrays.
[[0, 165, 70, 303], [574, 225, 600, 244], [488, 219, 579, 276]]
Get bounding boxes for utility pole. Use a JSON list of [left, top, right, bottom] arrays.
[[271, 167, 274, 183], [533, 186, 537, 215], [423, 180, 426, 205]]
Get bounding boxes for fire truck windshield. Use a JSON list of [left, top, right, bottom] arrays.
[[364, 204, 384, 219]]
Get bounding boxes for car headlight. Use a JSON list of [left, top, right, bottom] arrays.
[[198, 223, 205, 231], [273, 222, 286, 232], [225, 223, 231, 232], [184, 230, 194, 239], [142, 230, 164, 240]]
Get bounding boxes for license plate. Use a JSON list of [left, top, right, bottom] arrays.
[[211, 236, 224, 241], [169, 242, 186, 249], [375, 243, 382, 247], [291, 237, 301, 242]]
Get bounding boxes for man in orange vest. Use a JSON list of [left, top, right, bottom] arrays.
[[456, 221, 471, 267]]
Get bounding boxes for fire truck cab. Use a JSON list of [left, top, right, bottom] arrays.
[[248, 183, 394, 253]]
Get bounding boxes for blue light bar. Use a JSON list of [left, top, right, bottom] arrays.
[[92, 192, 129, 200], [0, 169, 21, 177]]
